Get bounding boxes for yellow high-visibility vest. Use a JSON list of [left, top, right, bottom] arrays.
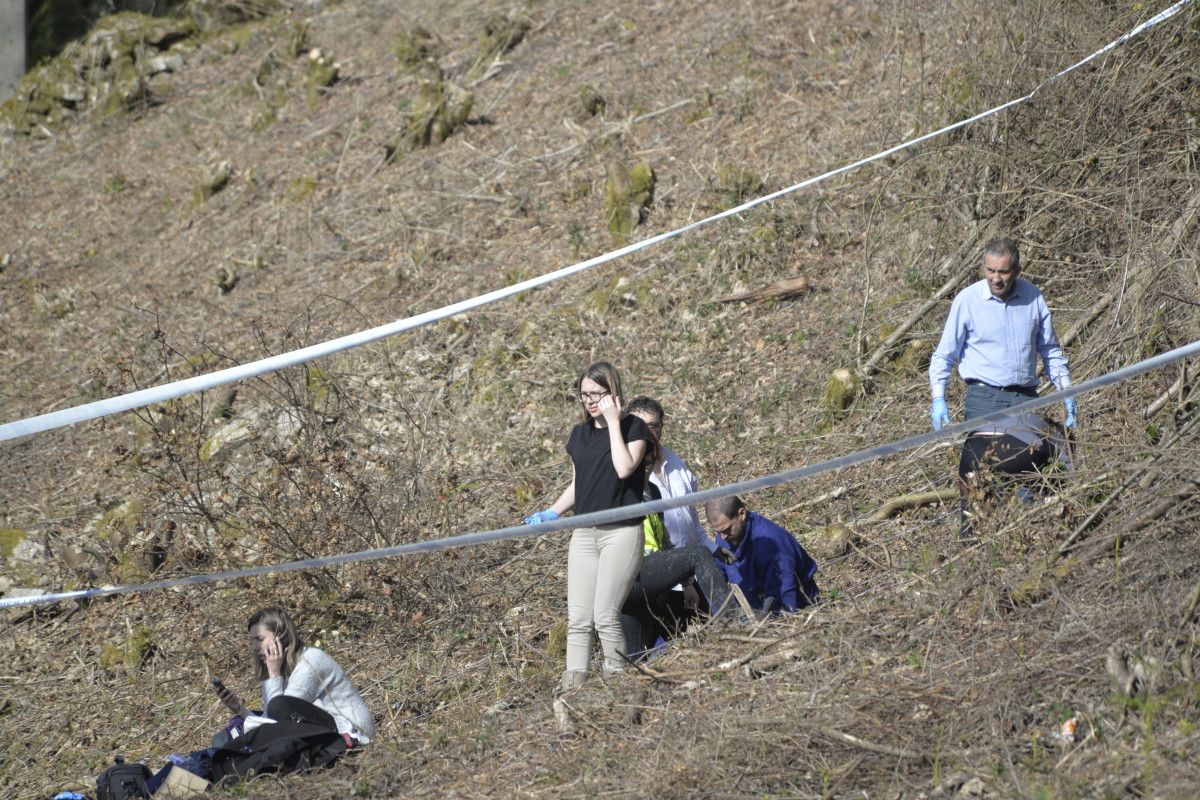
[[643, 512, 667, 554]]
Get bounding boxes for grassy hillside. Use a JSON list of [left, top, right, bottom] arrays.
[[2, 0, 1199, 797]]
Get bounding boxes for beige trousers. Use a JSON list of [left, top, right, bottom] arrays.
[[565, 523, 644, 674]]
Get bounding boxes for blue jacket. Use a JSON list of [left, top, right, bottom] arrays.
[[716, 512, 819, 612]]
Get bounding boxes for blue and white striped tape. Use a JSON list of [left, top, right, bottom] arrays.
[[0, 0, 1190, 443], [3, 336, 1196, 609]]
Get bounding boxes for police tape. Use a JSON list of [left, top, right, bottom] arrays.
[[0, 0, 1190, 444], [2, 337, 1196, 609]]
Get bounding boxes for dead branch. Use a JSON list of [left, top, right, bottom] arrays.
[[1076, 476, 1200, 563], [1144, 362, 1194, 420], [858, 223, 1002, 382], [858, 265, 971, 382], [1176, 581, 1200, 638], [713, 276, 810, 304], [859, 488, 958, 524], [1059, 412, 1200, 554], [815, 726, 922, 760]]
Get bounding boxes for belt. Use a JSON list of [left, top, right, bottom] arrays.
[[964, 378, 1037, 393]]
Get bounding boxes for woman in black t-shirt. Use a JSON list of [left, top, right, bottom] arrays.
[[524, 361, 651, 688]]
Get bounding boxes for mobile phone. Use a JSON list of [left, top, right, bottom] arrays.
[[211, 677, 227, 694]]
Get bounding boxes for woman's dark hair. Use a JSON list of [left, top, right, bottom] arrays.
[[576, 361, 625, 422]]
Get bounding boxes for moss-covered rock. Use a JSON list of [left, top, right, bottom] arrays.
[[0, 528, 28, 560], [98, 624, 156, 671], [94, 498, 144, 545], [469, 12, 532, 81], [588, 275, 650, 314], [820, 368, 860, 416], [393, 25, 435, 70], [579, 85, 605, 116], [545, 620, 568, 660], [193, 161, 232, 204], [3, 9, 199, 134], [304, 48, 340, 107], [1008, 559, 1073, 608], [186, 0, 281, 30], [31, 284, 78, 319], [199, 414, 257, 462], [205, 385, 238, 421], [894, 339, 933, 375], [88, 10, 196, 54], [605, 161, 655, 241], [391, 78, 473, 155], [806, 524, 853, 561], [714, 163, 763, 209]]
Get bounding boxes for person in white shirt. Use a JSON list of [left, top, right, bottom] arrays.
[[216, 606, 376, 745], [625, 396, 712, 551]]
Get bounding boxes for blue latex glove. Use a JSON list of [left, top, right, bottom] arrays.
[[523, 508, 559, 525], [1063, 397, 1078, 429], [930, 398, 950, 431]]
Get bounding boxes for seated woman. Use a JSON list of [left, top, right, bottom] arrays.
[[619, 545, 734, 659], [217, 606, 376, 746], [142, 606, 375, 793], [958, 412, 1071, 539]]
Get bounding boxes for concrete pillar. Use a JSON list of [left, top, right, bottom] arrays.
[[0, 0, 26, 102]]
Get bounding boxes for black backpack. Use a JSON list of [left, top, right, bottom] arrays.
[[95, 756, 152, 800]]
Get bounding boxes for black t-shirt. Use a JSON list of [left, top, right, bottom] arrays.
[[567, 414, 652, 524]]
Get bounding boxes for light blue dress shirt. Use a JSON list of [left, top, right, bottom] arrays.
[[929, 277, 1071, 399]]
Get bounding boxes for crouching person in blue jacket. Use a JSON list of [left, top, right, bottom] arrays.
[[704, 495, 818, 613]]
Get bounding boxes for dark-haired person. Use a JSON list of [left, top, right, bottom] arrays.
[[958, 412, 1072, 539], [704, 496, 818, 613], [216, 606, 376, 746], [524, 362, 651, 689], [625, 396, 710, 551], [929, 237, 1076, 431]]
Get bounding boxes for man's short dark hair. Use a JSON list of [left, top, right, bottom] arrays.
[[983, 237, 1020, 271], [625, 396, 665, 422], [705, 495, 745, 519]]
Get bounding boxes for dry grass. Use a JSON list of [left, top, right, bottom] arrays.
[[1, 0, 1199, 797]]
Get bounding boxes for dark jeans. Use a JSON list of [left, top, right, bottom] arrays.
[[619, 545, 731, 658], [964, 381, 1037, 421], [958, 433, 1052, 539]]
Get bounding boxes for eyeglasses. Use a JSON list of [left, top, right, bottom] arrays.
[[579, 390, 609, 403]]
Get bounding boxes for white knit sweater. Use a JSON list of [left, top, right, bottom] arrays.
[[261, 646, 376, 743]]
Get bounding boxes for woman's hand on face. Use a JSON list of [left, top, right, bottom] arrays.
[[597, 394, 621, 424], [262, 634, 286, 678]]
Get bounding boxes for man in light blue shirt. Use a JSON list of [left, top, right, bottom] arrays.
[[929, 238, 1077, 430]]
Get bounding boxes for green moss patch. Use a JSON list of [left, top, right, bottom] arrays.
[[305, 48, 340, 107], [820, 368, 861, 418], [390, 78, 474, 155], [98, 624, 156, 671], [605, 161, 655, 241], [579, 85, 605, 116], [3, 11, 198, 134], [193, 161, 232, 205], [393, 25, 436, 70], [95, 498, 144, 543], [468, 12, 532, 81], [0, 529, 28, 560], [713, 163, 763, 209]]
